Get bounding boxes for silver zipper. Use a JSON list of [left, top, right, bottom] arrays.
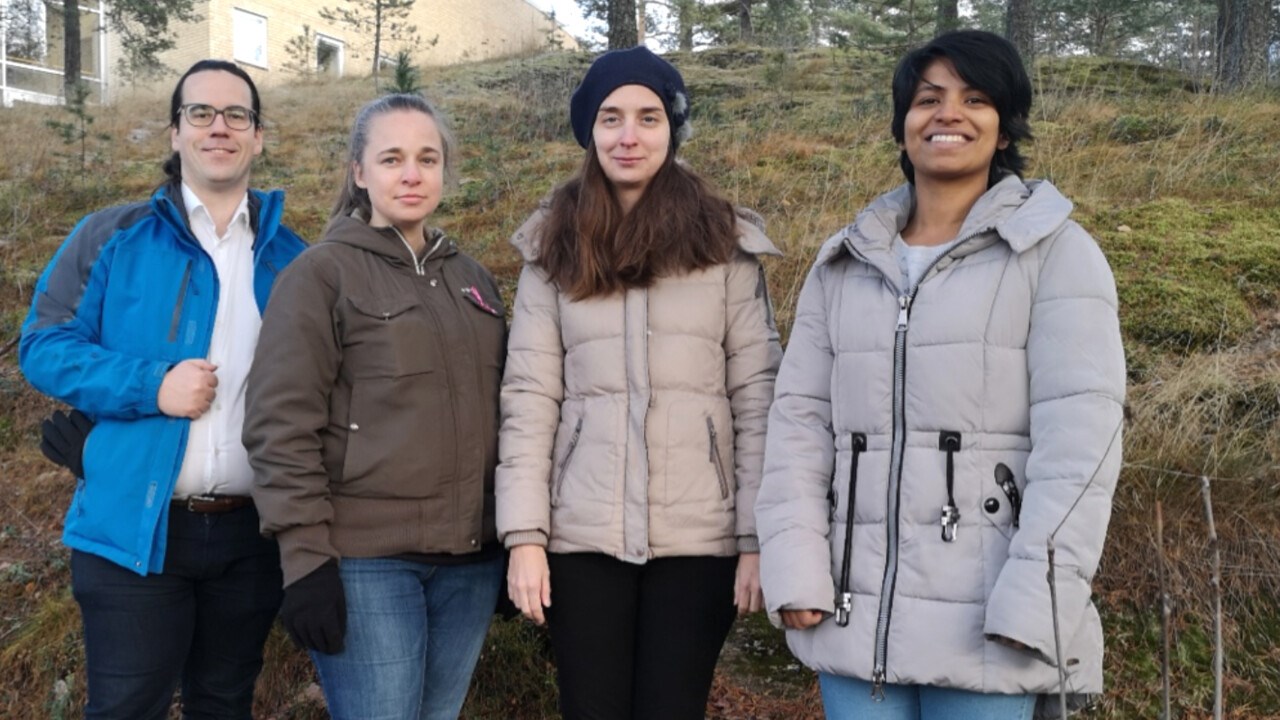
[[553, 417, 584, 502], [707, 417, 729, 499], [870, 233, 981, 699], [872, 293, 911, 699]]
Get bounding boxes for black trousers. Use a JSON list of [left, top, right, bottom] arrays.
[[71, 504, 283, 720], [546, 552, 738, 720]]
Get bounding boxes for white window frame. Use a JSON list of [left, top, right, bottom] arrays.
[[315, 33, 343, 76], [232, 8, 268, 68]]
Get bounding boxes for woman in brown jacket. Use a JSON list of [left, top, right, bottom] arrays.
[[243, 94, 506, 720], [497, 47, 782, 719]]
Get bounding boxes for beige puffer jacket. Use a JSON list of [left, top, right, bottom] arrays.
[[756, 177, 1125, 714], [496, 208, 782, 563]]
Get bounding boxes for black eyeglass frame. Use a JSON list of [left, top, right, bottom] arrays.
[[177, 103, 260, 130]]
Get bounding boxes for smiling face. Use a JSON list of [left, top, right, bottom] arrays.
[[901, 58, 1007, 187], [169, 70, 263, 199], [592, 84, 670, 212], [354, 109, 445, 237]]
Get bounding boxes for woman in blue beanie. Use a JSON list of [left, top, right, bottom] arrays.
[[496, 46, 783, 719]]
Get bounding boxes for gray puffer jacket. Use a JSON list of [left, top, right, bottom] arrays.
[[497, 208, 782, 563], [756, 176, 1125, 711]]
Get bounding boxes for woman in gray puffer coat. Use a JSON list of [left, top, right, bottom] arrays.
[[755, 31, 1125, 720]]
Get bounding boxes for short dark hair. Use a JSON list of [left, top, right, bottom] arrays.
[[163, 59, 263, 182], [890, 30, 1033, 186]]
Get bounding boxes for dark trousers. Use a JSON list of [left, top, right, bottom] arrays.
[[546, 553, 738, 720], [71, 504, 283, 720]]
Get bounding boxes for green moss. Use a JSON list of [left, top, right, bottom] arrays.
[[1036, 56, 1199, 96], [1108, 115, 1184, 144], [718, 612, 814, 694], [1091, 199, 1280, 351], [1096, 600, 1280, 717]]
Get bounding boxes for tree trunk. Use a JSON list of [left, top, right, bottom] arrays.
[[676, 0, 694, 51], [738, 0, 753, 42], [64, 0, 82, 97], [1005, 0, 1035, 68], [1216, 0, 1271, 89], [935, 0, 958, 36], [372, 0, 383, 77], [607, 0, 639, 49]]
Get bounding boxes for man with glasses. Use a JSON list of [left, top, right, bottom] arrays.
[[20, 59, 307, 719]]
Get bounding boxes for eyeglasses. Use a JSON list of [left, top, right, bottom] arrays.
[[179, 103, 257, 130]]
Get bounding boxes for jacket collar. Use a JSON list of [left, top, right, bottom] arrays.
[[322, 214, 458, 268], [152, 181, 285, 257], [820, 175, 1073, 268]]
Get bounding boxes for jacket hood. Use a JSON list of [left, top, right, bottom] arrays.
[[818, 175, 1074, 266], [323, 214, 457, 266], [509, 205, 782, 264]]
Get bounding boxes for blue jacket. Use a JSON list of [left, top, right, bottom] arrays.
[[20, 184, 307, 575]]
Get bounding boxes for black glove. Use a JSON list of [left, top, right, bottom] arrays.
[[40, 409, 93, 479], [281, 561, 347, 655]]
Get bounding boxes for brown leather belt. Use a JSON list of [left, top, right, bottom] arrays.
[[173, 495, 253, 514]]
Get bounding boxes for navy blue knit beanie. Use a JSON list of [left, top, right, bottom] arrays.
[[569, 46, 691, 150]]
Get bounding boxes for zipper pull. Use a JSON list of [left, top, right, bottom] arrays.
[[835, 591, 852, 627], [871, 667, 887, 702], [940, 504, 960, 542], [896, 295, 910, 330]]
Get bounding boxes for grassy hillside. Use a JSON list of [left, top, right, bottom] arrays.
[[1, 47, 1278, 718]]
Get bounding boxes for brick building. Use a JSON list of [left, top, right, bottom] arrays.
[[1, 0, 576, 106]]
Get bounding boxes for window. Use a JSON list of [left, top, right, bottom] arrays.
[[2, 0, 48, 62], [316, 34, 342, 76], [232, 8, 267, 68]]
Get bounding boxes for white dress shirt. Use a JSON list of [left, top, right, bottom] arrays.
[[172, 183, 261, 499]]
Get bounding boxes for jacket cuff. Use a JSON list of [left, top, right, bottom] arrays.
[[984, 555, 1092, 666], [141, 360, 172, 415], [276, 524, 338, 588], [503, 530, 548, 549], [736, 535, 760, 553]]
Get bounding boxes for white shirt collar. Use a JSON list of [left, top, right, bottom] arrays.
[[181, 182, 251, 236]]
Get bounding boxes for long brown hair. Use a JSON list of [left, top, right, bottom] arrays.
[[537, 146, 739, 301]]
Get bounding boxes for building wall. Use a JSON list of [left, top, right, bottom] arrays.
[[139, 0, 575, 90], [414, 0, 577, 65]]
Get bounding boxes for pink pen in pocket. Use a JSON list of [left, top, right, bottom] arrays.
[[461, 285, 501, 316]]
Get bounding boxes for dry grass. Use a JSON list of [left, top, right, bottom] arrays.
[[1, 47, 1279, 718]]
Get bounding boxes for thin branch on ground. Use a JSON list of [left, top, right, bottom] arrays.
[[1046, 418, 1123, 720], [1200, 476, 1224, 720], [1157, 500, 1172, 720]]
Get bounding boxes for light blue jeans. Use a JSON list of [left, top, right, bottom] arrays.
[[819, 673, 1036, 720], [311, 555, 503, 720]]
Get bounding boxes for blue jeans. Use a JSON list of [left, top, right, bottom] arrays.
[[310, 555, 504, 720], [819, 673, 1036, 720], [71, 504, 283, 720]]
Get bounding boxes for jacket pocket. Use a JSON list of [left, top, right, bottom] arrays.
[[981, 460, 1026, 542], [552, 417, 584, 505], [706, 417, 730, 500], [167, 260, 192, 343], [344, 295, 436, 378]]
